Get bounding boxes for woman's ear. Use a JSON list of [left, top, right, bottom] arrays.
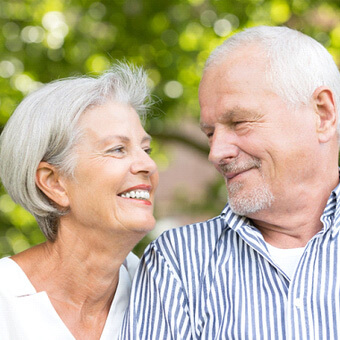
[[313, 86, 338, 143], [35, 162, 70, 208]]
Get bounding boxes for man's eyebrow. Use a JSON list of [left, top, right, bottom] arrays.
[[222, 108, 263, 121], [200, 122, 212, 131], [218, 109, 248, 123], [200, 111, 236, 131], [200, 108, 261, 130]]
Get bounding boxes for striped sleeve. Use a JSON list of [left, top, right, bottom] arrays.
[[119, 239, 193, 340]]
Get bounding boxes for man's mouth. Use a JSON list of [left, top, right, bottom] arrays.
[[219, 157, 261, 181], [225, 168, 252, 180]]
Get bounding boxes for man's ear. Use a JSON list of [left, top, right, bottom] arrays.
[[35, 162, 70, 208], [313, 86, 338, 143]]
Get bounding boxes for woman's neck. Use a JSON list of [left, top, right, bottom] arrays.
[[11, 221, 144, 338]]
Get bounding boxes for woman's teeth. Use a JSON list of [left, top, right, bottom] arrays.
[[120, 190, 150, 200]]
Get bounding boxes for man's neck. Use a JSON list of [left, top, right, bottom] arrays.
[[252, 217, 323, 248], [248, 176, 339, 248]]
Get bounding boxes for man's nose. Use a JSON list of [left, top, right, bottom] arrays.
[[208, 127, 239, 165]]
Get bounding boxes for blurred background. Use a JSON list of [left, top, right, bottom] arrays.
[[0, 0, 340, 257]]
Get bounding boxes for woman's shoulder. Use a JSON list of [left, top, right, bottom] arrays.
[[0, 257, 18, 296], [0, 256, 13, 269], [0, 256, 35, 297], [0, 257, 17, 289]]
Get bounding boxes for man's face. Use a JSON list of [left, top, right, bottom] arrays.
[[199, 47, 320, 218]]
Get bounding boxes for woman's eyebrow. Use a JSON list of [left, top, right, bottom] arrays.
[[96, 135, 130, 148], [142, 134, 152, 143], [96, 134, 152, 147]]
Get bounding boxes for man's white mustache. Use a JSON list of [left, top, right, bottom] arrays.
[[218, 157, 261, 174]]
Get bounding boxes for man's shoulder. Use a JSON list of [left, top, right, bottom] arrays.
[[138, 213, 233, 286], [146, 214, 228, 264], [159, 214, 225, 241]]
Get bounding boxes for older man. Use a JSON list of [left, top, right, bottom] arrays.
[[120, 26, 340, 339]]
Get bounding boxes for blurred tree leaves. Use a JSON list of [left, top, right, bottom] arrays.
[[1, 0, 340, 257]]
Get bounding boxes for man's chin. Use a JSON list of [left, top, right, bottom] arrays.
[[228, 187, 275, 216]]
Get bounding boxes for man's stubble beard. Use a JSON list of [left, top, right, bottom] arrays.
[[219, 157, 275, 216], [227, 181, 274, 216]]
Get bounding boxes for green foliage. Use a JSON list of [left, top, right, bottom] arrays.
[[1, 0, 340, 257]]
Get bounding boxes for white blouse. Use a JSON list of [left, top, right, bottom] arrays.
[[0, 253, 139, 339]]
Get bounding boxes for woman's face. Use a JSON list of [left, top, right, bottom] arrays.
[[62, 101, 159, 236]]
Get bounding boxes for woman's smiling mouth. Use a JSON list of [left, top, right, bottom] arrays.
[[119, 190, 150, 200], [118, 185, 152, 204]]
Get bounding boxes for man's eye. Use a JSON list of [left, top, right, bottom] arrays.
[[233, 121, 249, 129]]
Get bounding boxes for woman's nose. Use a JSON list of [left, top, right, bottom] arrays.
[[130, 149, 158, 176]]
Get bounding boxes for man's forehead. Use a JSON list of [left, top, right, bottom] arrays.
[[201, 45, 268, 85]]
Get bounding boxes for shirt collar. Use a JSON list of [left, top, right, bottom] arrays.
[[220, 172, 340, 238], [328, 177, 340, 236], [220, 204, 271, 264]]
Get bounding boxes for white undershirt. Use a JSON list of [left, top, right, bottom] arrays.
[[266, 242, 305, 279]]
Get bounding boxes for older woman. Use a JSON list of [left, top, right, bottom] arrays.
[[0, 62, 158, 339]]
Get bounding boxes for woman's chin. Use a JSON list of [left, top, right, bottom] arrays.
[[125, 216, 156, 234]]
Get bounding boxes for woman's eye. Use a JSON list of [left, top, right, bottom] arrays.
[[144, 147, 152, 155], [106, 146, 125, 154]]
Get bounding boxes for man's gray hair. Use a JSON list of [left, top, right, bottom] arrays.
[[206, 25, 340, 125], [0, 62, 152, 241]]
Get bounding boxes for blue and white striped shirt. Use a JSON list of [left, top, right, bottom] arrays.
[[120, 183, 340, 339]]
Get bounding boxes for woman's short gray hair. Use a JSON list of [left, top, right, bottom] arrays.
[[206, 26, 340, 126], [0, 62, 152, 241]]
